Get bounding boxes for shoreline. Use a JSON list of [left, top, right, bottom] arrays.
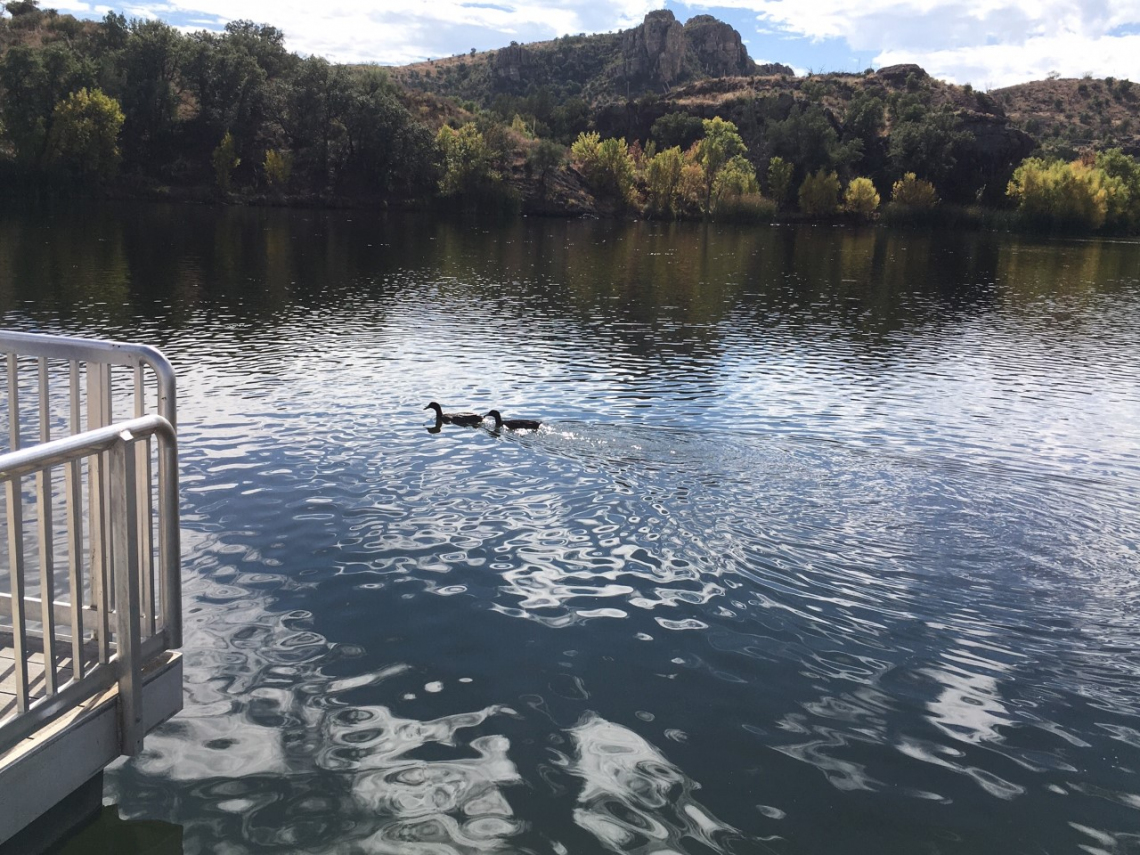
[[5, 182, 1138, 240]]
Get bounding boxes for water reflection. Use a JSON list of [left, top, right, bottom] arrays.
[[570, 713, 757, 854], [923, 648, 1013, 746], [2, 203, 1139, 854], [111, 529, 526, 854]]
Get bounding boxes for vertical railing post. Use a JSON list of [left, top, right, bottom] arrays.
[[134, 366, 155, 636], [4, 354, 29, 713], [110, 431, 143, 755], [66, 361, 86, 679], [159, 430, 181, 649], [4, 476, 30, 714], [88, 364, 111, 663], [36, 357, 58, 695], [7, 353, 19, 453]]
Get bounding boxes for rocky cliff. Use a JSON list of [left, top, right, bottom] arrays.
[[620, 10, 687, 89], [395, 10, 792, 105], [683, 15, 756, 78], [492, 42, 532, 84], [617, 11, 791, 93]]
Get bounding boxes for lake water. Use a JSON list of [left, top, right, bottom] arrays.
[[2, 202, 1139, 855]]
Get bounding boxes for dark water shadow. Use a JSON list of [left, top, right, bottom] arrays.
[[53, 806, 183, 854]]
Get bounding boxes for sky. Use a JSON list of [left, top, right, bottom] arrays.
[[43, 0, 1140, 89]]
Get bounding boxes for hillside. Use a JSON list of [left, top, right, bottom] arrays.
[[594, 63, 1009, 137], [992, 77, 1140, 157], [3, 2, 1140, 228], [389, 10, 793, 107], [386, 14, 1048, 204], [606, 63, 1034, 206], [392, 12, 1140, 177]]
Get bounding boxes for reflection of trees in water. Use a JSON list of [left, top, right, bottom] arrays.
[[5, 203, 1140, 413], [4, 202, 1139, 349], [0, 204, 131, 322]]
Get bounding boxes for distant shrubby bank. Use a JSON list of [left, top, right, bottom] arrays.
[[3, 1, 1140, 235]]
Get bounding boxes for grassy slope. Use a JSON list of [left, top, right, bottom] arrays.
[[992, 77, 1140, 155]]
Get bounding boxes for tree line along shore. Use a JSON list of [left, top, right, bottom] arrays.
[[3, 2, 1140, 235]]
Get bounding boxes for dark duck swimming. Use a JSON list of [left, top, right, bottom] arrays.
[[485, 409, 542, 431], [424, 402, 484, 426]]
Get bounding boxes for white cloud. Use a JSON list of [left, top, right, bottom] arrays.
[[876, 31, 1140, 88], [686, 0, 1140, 85], [68, 0, 1140, 84], [132, 0, 659, 63]]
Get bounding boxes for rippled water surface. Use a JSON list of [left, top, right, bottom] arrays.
[[3, 202, 1140, 854]]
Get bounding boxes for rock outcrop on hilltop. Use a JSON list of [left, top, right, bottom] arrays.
[[617, 11, 792, 93], [960, 111, 1034, 162], [620, 10, 687, 88], [875, 64, 929, 85], [492, 42, 531, 84], [397, 10, 792, 104], [683, 15, 758, 78]]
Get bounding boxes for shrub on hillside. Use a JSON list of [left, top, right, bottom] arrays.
[[891, 172, 938, 208], [711, 192, 777, 223], [570, 131, 635, 205], [844, 176, 880, 216], [1006, 156, 1120, 232], [767, 156, 794, 210], [526, 138, 564, 192], [798, 169, 840, 216]]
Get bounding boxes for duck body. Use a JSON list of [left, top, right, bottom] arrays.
[[424, 401, 484, 426], [485, 409, 542, 431]]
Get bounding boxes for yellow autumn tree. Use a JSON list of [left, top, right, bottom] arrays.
[[45, 88, 124, 183], [436, 123, 500, 197], [570, 131, 635, 204], [213, 131, 240, 193], [263, 149, 292, 190], [1007, 157, 1121, 231], [890, 172, 938, 208], [844, 177, 880, 216]]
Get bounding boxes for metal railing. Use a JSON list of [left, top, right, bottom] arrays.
[[0, 332, 180, 756]]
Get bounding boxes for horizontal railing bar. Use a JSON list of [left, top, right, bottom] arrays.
[[0, 330, 176, 428], [0, 624, 165, 660], [0, 593, 97, 630], [0, 415, 173, 482]]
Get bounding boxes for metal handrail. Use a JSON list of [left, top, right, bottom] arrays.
[[0, 330, 176, 429], [0, 415, 179, 755], [1, 331, 181, 758]]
